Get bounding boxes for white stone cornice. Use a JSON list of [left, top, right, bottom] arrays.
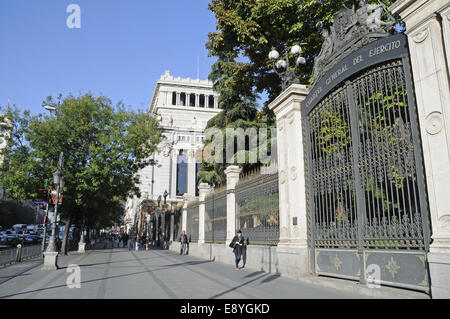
[[268, 84, 309, 119], [390, 0, 450, 34]]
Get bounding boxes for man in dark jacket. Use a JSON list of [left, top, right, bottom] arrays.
[[229, 230, 245, 270], [180, 230, 189, 255]]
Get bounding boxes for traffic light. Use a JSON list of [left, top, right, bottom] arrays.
[[50, 188, 63, 205]]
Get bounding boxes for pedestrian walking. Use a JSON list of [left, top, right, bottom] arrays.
[[122, 233, 128, 248], [180, 230, 189, 255], [135, 236, 140, 251], [229, 230, 245, 270], [127, 235, 132, 250]]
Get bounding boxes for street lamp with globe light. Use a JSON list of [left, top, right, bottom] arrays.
[[43, 105, 57, 112], [42, 152, 65, 270], [268, 44, 306, 91]]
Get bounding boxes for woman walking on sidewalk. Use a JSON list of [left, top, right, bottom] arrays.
[[229, 230, 245, 270]]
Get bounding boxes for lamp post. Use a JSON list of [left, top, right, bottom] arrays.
[[78, 216, 86, 253], [156, 195, 161, 247], [41, 105, 57, 255], [41, 186, 52, 253], [268, 44, 306, 91], [42, 152, 64, 270]]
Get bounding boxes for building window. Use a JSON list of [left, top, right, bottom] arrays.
[[199, 94, 205, 107], [172, 92, 177, 105], [208, 95, 215, 108], [180, 93, 186, 106], [189, 94, 196, 107], [176, 150, 188, 196]]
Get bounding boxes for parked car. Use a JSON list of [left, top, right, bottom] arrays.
[[24, 233, 40, 245], [3, 230, 18, 246], [12, 224, 27, 233], [0, 232, 6, 245], [15, 230, 26, 241]]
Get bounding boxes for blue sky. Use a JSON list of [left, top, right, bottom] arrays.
[[0, 0, 219, 115]]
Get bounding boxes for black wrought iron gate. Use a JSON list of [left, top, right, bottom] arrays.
[[304, 33, 431, 292]]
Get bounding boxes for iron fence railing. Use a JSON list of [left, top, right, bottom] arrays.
[[0, 244, 42, 267], [186, 201, 200, 243], [235, 171, 280, 246], [205, 190, 227, 244]]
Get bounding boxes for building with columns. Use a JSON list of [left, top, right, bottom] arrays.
[[124, 71, 221, 232]]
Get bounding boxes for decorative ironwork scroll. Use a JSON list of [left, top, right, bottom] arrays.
[[235, 172, 280, 245], [205, 190, 227, 244], [186, 201, 200, 242]]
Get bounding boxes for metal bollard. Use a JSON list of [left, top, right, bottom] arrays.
[[16, 244, 23, 263]]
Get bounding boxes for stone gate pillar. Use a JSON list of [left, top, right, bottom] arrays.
[[198, 183, 211, 244], [269, 84, 310, 278], [391, 0, 450, 298], [225, 165, 241, 243]]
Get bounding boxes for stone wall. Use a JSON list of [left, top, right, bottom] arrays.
[[169, 241, 308, 281]]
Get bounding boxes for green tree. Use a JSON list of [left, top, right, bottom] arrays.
[[0, 94, 162, 253], [206, 0, 397, 101], [0, 200, 35, 228]]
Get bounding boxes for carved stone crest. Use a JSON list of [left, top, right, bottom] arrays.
[[312, 1, 395, 85], [160, 140, 172, 157]]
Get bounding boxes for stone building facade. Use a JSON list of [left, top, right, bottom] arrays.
[[124, 71, 221, 232]]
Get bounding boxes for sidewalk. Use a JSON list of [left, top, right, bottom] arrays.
[[0, 248, 368, 299]]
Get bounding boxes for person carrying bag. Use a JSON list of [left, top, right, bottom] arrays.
[[229, 230, 245, 270]]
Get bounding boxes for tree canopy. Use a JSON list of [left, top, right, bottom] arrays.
[[198, 0, 398, 184], [0, 94, 162, 228]]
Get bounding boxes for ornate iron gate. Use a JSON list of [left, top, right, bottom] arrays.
[[303, 8, 430, 292]]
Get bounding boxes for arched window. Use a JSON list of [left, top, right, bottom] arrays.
[[199, 94, 205, 107], [180, 93, 186, 106], [176, 150, 187, 196], [208, 95, 215, 108], [172, 92, 177, 105], [189, 94, 196, 107]]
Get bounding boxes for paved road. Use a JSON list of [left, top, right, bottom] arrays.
[[0, 248, 363, 299]]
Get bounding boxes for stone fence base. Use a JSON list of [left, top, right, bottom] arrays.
[[169, 242, 309, 280]]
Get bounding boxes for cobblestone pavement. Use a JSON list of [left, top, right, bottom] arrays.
[[0, 248, 364, 299]]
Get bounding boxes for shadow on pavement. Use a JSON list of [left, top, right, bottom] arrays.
[[0, 266, 175, 299], [259, 274, 281, 284], [208, 273, 269, 299], [243, 270, 265, 278]]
